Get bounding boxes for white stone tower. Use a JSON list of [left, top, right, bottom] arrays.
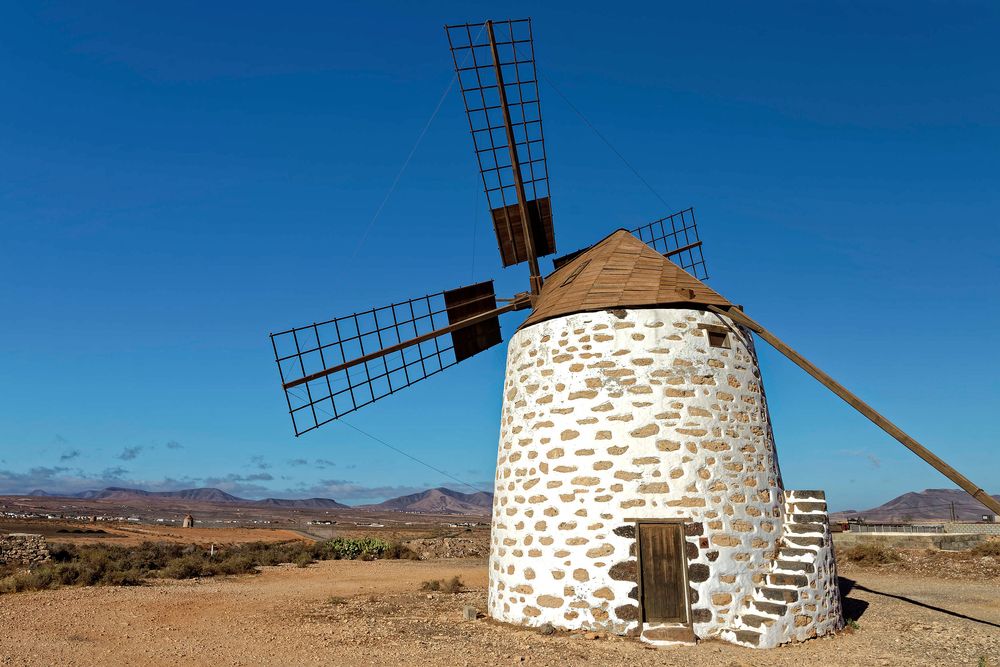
[[487, 231, 842, 648]]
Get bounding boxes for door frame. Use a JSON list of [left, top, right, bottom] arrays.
[[630, 518, 693, 626]]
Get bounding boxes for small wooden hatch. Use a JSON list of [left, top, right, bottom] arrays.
[[636, 521, 690, 624]]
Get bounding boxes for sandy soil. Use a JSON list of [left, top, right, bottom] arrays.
[[0, 519, 308, 546], [0, 558, 996, 667]]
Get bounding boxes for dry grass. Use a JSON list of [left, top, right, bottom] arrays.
[[840, 543, 902, 565], [970, 540, 1000, 557], [0, 538, 419, 594], [419, 576, 464, 593]]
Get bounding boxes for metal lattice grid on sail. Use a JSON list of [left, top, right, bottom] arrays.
[[271, 282, 502, 435], [446, 18, 555, 267], [631, 207, 708, 280]]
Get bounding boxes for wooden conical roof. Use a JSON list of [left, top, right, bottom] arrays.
[[520, 230, 732, 329]]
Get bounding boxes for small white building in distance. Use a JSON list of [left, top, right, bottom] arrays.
[[488, 231, 843, 648]]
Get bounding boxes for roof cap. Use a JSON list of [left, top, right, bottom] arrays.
[[520, 230, 731, 329]]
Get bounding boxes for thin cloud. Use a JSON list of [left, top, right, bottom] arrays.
[[203, 472, 274, 485], [292, 479, 424, 502], [287, 458, 308, 466], [60, 449, 81, 462], [836, 449, 881, 469], [118, 446, 144, 461], [199, 473, 275, 497], [165, 440, 183, 450], [250, 456, 271, 470]]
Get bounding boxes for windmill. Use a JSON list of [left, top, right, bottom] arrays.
[[269, 18, 999, 649]]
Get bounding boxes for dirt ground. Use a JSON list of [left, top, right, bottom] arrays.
[[0, 557, 996, 666], [0, 519, 307, 546]]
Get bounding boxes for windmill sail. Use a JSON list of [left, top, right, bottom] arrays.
[[446, 19, 555, 273], [551, 208, 709, 278], [631, 207, 708, 280], [271, 281, 519, 435]]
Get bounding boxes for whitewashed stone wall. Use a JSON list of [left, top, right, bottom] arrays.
[[488, 307, 789, 640]]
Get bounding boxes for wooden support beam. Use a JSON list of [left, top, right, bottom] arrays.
[[486, 20, 543, 297], [708, 305, 1000, 517]]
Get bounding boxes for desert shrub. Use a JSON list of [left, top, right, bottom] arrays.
[[0, 536, 420, 595], [383, 542, 420, 560], [971, 541, 1000, 557], [420, 576, 464, 593], [215, 554, 259, 576], [102, 568, 145, 586], [0, 571, 41, 594], [159, 555, 211, 579], [441, 576, 464, 593], [841, 543, 901, 565], [47, 544, 79, 563]]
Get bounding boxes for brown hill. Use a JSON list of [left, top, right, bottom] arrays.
[[362, 488, 493, 515], [254, 497, 349, 510], [834, 488, 999, 522], [76, 487, 242, 503], [42, 487, 348, 509]]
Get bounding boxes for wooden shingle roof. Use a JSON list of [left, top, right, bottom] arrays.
[[520, 230, 732, 329]]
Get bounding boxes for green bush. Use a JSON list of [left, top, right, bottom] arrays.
[[312, 537, 392, 560]]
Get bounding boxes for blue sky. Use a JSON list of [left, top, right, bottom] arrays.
[[1, 2, 997, 509]]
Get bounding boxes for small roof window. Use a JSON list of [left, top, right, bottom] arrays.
[[698, 323, 731, 349]]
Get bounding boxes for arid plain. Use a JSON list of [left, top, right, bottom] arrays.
[[1, 519, 997, 667]]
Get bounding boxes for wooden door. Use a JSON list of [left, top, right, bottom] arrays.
[[638, 522, 689, 623]]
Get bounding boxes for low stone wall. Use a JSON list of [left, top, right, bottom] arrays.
[[0, 533, 51, 565], [943, 522, 1000, 535], [834, 532, 987, 551]]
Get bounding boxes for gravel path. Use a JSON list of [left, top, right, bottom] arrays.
[[0, 559, 996, 666]]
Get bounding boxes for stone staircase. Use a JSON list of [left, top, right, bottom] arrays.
[[722, 490, 842, 649]]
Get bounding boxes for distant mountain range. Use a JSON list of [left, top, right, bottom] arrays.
[[361, 487, 494, 515], [18, 486, 995, 520], [16, 485, 494, 514], [833, 488, 1000, 522], [79, 487, 243, 503], [23, 486, 350, 509]]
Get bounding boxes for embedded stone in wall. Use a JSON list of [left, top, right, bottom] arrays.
[[488, 307, 798, 646], [0, 534, 51, 565]]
